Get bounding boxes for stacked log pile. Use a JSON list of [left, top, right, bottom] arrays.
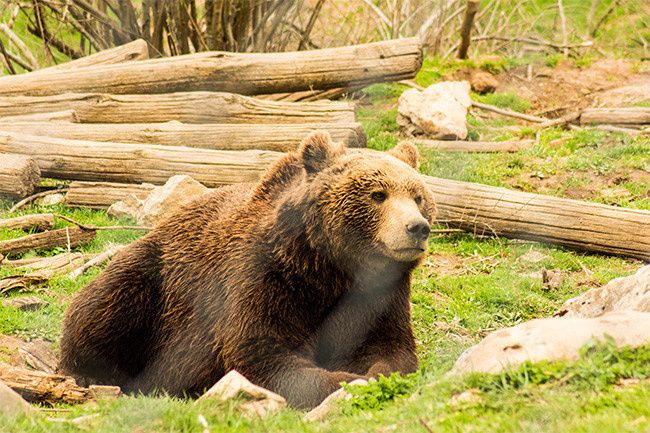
[[0, 38, 427, 203]]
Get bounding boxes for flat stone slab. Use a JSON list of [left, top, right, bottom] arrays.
[[450, 310, 650, 375]]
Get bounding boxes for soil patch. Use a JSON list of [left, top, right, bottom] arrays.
[[506, 168, 650, 202], [496, 59, 650, 116]]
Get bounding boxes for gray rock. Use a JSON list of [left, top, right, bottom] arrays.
[[0, 381, 31, 417], [107, 193, 144, 221], [450, 310, 650, 375], [397, 81, 471, 140], [34, 193, 66, 207], [470, 71, 498, 94], [556, 264, 650, 318], [137, 175, 209, 227], [199, 370, 286, 417]]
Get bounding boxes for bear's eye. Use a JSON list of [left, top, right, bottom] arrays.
[[414, 196, 423, 205], [371, 191, 387, 202]]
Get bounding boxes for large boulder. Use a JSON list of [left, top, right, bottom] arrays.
[[397, 81, 471, 140], [555, 264, 650, 318], [107, 175, 210, 227], [0, 381, 32, 417], [450, 310, 650, 375]]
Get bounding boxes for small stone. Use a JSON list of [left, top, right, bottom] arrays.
[[0, 381, 32, 417], [600, 188, 631, 199], [2, 296, 49, 312], [448, 389, 482, 408], [107, 193, 144, 221], [89, 385, 122, 400], [470, 72, 498, 94], [199, 370, 286, 417], [34, 193, 66, 207], [303, 378, 367, 421], [517, 251, 551, 264]]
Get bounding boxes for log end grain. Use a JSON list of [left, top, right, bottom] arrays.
[[0, 154, 41, 199]]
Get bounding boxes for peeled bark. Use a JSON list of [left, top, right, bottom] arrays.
[[0, 38, 422, 96], [0, 131, 282, 188], [424, 175, 650, 261], [0, 214, 54, 232], [0, 226, 96, 257], [0, 121, 367, 151], [0, 92, 357, 124], [66, 181, 157, 209]]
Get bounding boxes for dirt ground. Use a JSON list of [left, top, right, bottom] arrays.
[[497, 58, 650, 115], [450, 58, 650, 116]]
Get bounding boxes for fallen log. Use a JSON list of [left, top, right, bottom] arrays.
[[0, 226, 96, 257], [0, 121, 367, 151], [0, 214, 54, 232], [0, 275, 46, 295], [10, 339, 58, 373], [67, 244, 126, 279], [0, 154, 41, 200], [35, 39, 149, 73], [10, 252, 87, 276], [417, 139, 533, 152], [580, 108, 650, 126], [0, 363, 91, 405], [423, 175, 650, 261], [66, 181, 156, 209], [1, 252, 91, 269], [0, 109, 78, 123], [0, 92, 357, 124], [0, 38, 422, 97], [0, 131, 283, 187]]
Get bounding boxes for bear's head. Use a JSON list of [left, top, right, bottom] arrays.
[[296, 131, 436, 271]]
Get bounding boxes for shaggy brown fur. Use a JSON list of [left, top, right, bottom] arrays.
[[59, 132, 436, 409]]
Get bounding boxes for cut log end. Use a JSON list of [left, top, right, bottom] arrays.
[[0, 154, 41, 199]]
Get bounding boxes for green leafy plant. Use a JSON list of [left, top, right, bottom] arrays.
[[340, 373, 415, 413]]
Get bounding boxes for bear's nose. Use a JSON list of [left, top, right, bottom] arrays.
[[406, 219, 430, 242]]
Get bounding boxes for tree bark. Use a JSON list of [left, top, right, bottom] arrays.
[[456, 0, 481, 59], [0, 154, 41, 199], [66, 181, 157, 209], [580, 108, 650, 126], [0, 109, 77, 123], [0, 131, 283, 188], [0, 38, 423, 96], [0, 92, 357, 124], [31, 39, 149, 73], [0, 214, 54, 232], [417, 139, 534, 152], [0, 121, 367, 151], [0, 364, 91, 405], [0, 226, 96, 258], [423, 175, 650, 261], [65, 181, 155, 209]]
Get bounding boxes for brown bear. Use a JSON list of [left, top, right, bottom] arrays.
[[59, 131, 436, 409]]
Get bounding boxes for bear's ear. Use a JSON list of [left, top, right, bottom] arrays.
[[388, 141, 420, 169], [299, 131, 345, 175]]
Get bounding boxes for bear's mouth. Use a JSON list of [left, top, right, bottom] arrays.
[[389, 247, 426, 262]]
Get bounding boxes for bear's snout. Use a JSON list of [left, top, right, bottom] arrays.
[[406, 219, 430, 243]]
